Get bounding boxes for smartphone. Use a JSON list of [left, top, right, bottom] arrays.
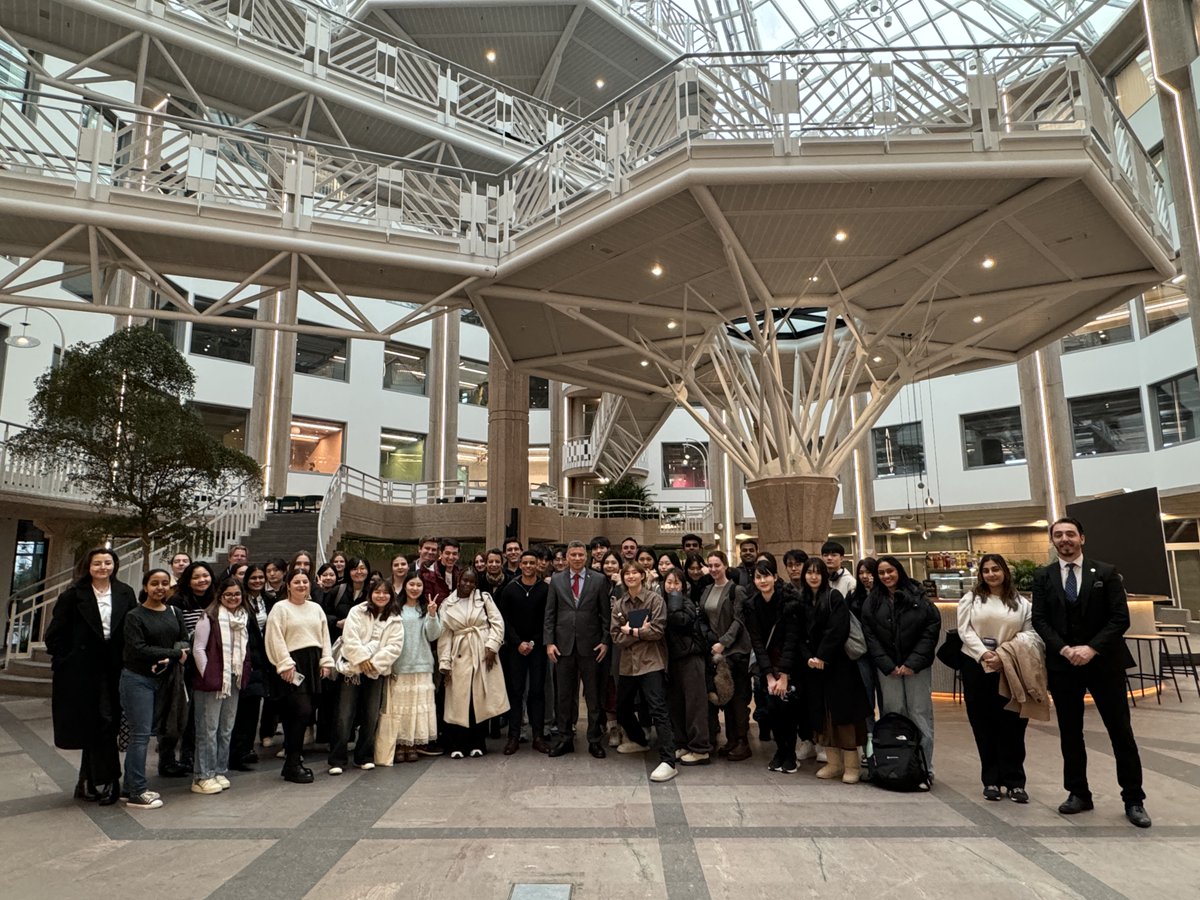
[[292, 671, 305, 687]]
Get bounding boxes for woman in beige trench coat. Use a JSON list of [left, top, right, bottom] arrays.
[[438, 569, 509, 758]]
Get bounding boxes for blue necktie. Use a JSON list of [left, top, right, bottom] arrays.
[[1065, 563, 1078, 605]]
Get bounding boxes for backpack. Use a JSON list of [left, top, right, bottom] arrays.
[[867, 712, 931, 792]]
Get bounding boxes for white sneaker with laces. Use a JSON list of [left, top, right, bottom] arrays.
[[214, 775, 231, 789], [650, 762, 678, 782], [797, 740, 817, 761], [191, 778, 222, 795], [617, 741, 650, 754]]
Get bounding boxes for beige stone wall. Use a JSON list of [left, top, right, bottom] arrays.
[[968, 527, 1053, 564]]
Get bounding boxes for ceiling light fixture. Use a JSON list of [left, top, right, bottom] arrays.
[[834, 230, 848, 242], [809, 275, 820, 282], [972, 314, 984, 324], [485, 49, 497, 62], [595, 78, 605, 89], [666, 319, 677, 329], [650, 262, 663, 277], [981, 256, 996, 269], [640, 359, 650, 367], [872, 355, 882, 363], [5, 321, 39, 348]]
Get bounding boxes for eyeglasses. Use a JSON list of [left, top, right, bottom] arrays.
[[221, 592, 242, 600]]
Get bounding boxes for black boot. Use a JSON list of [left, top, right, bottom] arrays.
[[73, 778, 100, 801], [97, 780, 121, 806], [282, 754, 313, 784]]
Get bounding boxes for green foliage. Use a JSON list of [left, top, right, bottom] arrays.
[[1010, 558, 1038, 592], [595, 476, 655, 519], [9, 327, 261, 567]]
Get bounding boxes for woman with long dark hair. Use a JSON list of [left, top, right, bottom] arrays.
[[743, 559, 804, 773], [849, 556, 880, 749], [329, 551, 348, 583], [120, 568, 188, 809], [377, 571, 442, 763], [191, 576, 254, 795], [228, 564, 270, 771], [861, 555, 940, 782], [799, 559, 869, 784], [265, 568, 333, 783], [663, 566, 711, 765], [161, 560, 216, 777], [328, 576, 405, 775], [958, 553, 1037, 802], [389, 553, 411, 594], [698, 550, 752, 761]]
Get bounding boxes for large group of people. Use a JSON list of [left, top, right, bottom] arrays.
[[44, 517, 1151, 827]]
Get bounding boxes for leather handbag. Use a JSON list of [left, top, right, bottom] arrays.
[[936, 629, 964, 670]]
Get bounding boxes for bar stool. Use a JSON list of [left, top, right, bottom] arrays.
[[1124, 634, 1181, 705], [1155, 624, 1200, 698]]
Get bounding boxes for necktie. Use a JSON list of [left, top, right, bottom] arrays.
[[572, 573, 581, 602], [1065, 563, 1078, 605]]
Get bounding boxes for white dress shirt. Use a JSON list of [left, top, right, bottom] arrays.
[[1057, 556, 1083, 591], [95, 585, 113, 639]]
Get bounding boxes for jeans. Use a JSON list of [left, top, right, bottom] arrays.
[[119, 670, 160, 794], [616, 669, 675, 765], [877, 666, 934, 772], [330, 676, 385, 767], [194, 685, 240, 780]]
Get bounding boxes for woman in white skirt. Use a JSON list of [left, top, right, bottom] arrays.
[[376, 571, 442, 764]]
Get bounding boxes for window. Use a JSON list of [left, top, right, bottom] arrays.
[[379, 428, 425, 481], [1112, 47, 1155, 117], [961, 408, 1025, 469], [529, 445, 550, 488], [872, 422, 924, 477], [1141, 281, 1189, 335], [1151, 370, 1200, 448], [1069, 390, 1147, 456], [289, 418, 343, 473], [529, 376, 550, 409], [458, 440, 488, 482], [459, 357, 489, 406], [662, 441, 708, 489], [382, 343, 427, 394], [1062, 303, 1134, 352], [295, 323, 348, 381], [460, 308, 483, 326], [189, 402, 248, 452], [190, 296, 254, 364]]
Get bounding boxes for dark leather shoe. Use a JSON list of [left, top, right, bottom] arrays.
[[74, 779, 100, 801], [98, 781, 120, 806], [228, 760, 254, 772], [983, 785, 1002, 801], [532, 736, 550, 754], [503, 737, 520, 756], [725, 741, 752, 762], [283, 765, 314, 784], [240, 752, 259, 766], [588, 742, 607, 759], [548, 740, 575, 757], [158, 761, 190, 778], [1057, 793, 1094, 815], [1125, 804, 1152, 828]]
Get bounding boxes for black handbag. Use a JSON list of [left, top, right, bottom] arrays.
[[936, 629, 964, 670]]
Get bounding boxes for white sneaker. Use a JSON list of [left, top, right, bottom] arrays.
[[214, 775, 231, 790], [468, 749, 484, 758], [650, 762, 678, 782], [815, 746, 828, 763], [191, 778, 222, 795], [675, 748, 687, 760], [328, 766, 343, 776], [275, 749, 286, 759], [679, 751, 710, 766], [260, 737, 274, 748], [797, 740, 817, 761], [449, 750, 464, 759], [607, 722, 623, 748], [617, 741, 650, 754], [356, 762, 375, 771]]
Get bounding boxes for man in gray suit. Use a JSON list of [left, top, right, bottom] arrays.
[[544, 540, 611, 758]]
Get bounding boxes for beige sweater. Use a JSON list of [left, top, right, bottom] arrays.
[[265, 599, 334, 674]]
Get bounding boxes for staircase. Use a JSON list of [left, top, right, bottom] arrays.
[[0, 646, 51, 697], [237, 512, 321, 564]]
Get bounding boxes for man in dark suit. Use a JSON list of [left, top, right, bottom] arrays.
[[544, 540, 611, 758], [1031, 516, 1150, 828]]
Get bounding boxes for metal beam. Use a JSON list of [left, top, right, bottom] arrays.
[[534, 4, 586, 102]]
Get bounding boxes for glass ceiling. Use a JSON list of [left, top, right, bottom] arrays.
[[681, 0, 1133, 53]]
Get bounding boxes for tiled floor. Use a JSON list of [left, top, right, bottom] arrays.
[[0, 691, 1195, 899]]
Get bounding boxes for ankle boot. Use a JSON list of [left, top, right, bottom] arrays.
[[816, 748, 845, 779], [841, 749, 861, 784]]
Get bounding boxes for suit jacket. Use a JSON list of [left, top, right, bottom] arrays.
[[45, 578, 137, 749], [543, 566, 611, 655], [1031, 557, 1135, 674]]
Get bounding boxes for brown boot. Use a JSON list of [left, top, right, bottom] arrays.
[[842, 749, 861, 784], [503, 736, 520, 756], [725, 740, 752, 762], [532, 736, 550, 754]]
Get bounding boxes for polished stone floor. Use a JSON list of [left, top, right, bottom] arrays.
[[1, 689, 1198, 899]]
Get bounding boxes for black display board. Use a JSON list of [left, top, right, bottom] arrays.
[[1065, 488, 1171, 596]]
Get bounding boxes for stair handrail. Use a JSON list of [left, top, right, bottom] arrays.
[[2, 476, 264, 667]]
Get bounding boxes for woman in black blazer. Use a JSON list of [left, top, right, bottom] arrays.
[[45, 547, 137, 805]]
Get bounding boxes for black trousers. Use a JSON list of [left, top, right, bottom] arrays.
[[280, 691, 315, 767], [443, 701, 487, 754], [229, 693, 262, 764], [554, 649, 607, 744], [708, 653, 751, 748], [258, 696, 280, 740], [961, 658, 1028, 788], [504, 647, 546, 739], [81, 681, 121, 786], [767, 692, 799, 762], [1048, 663, 1144, 803], [617, 669, 675, 765], [330, 676, 385, 767], [670, 655, 712, 753]]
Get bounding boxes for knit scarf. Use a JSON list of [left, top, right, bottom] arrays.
[[218, 607, 248, 699]]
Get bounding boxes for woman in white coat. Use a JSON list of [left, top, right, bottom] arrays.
[[327, 577, 405, 775], [438, 569, 509, 758]]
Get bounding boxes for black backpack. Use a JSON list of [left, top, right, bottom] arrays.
[[868, 712, 931, 792]]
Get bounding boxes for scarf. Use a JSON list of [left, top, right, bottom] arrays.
[[218, 607, 248, 699]]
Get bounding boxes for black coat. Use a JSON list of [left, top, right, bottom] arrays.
[[861, 585, 941, 675], [44, 578, 136, 750], [1031, 558, 1135, 673], [803, 589, 869, 727], [664, 589, 707, 660], [744, 583, 805, 677]]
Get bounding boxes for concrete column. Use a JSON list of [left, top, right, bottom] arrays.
[[548, 379, 564, 493], [485, 346, 529, 548], [0, 517, 18, 643], [848, 393, 877, 558], [1017, 344, 1075, 522], [423, 312, 460, 491], [246, 285, 297, 498], [1146, 1, 1200, 363], [106, 269, 155, 331]]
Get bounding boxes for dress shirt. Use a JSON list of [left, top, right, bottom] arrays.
[[95, 585, 113, 639], [1058, 556, 1083, 590]]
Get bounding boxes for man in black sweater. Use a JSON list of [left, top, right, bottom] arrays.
[[497, 551, 550, 755], [1032, 516, 1150, 828]]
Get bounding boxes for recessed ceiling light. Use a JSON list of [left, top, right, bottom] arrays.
[[485, 49, 497, 62], [640, 359, 649, 367], [872, 355, 883, 363], [666, 319, 677, 329], [650, 262, 663, 277], [834, 230, 848, 242], [981, 256, 996, 269], [809, 275, 820, 282], [972, 314, 984, 324], [595, 78, 605, 89]]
